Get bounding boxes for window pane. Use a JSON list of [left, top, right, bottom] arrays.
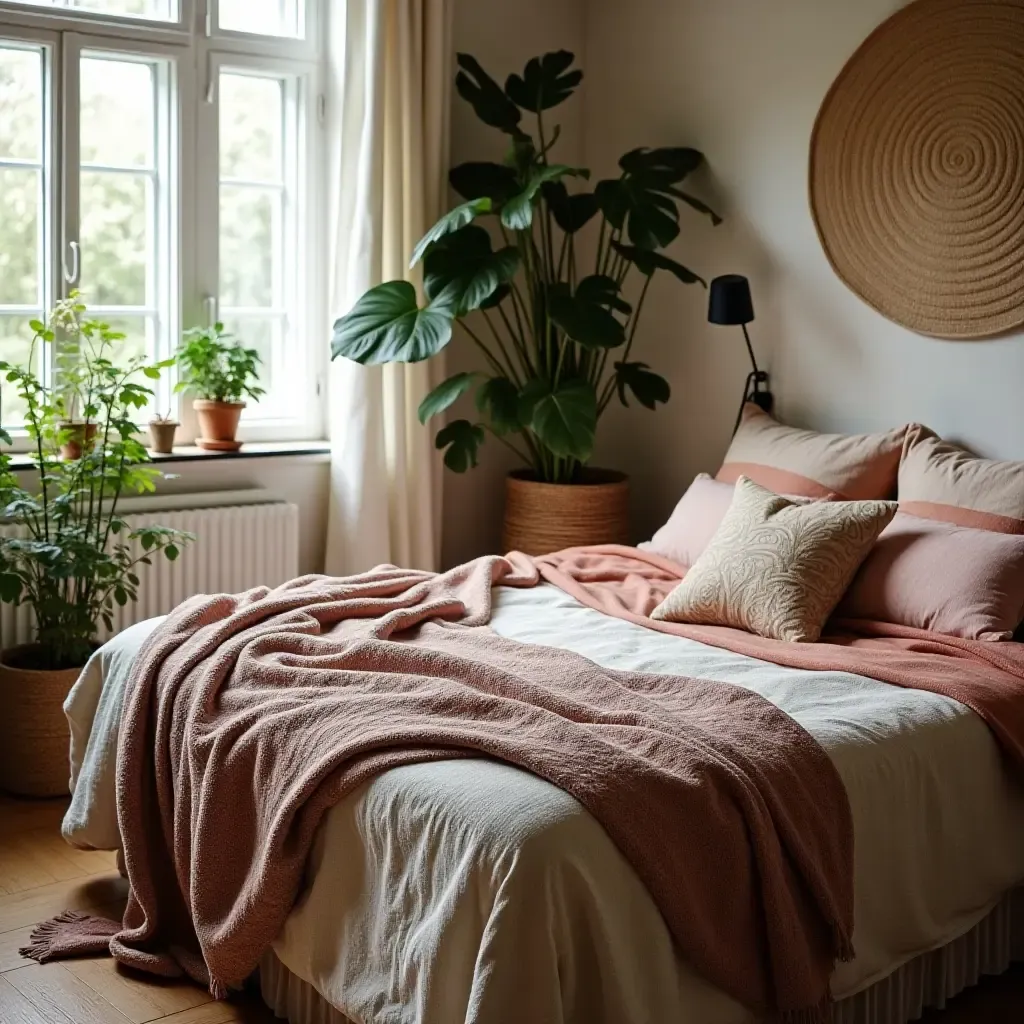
[[222, 317, 274, 394], [100, 315, 149, 366], [79, 171, 148, 306], [0, 168, 41, 305], [4, 1, 177, 21], [0, 46, 42, 161], [219, 0, 300, 38], [81, 56, 153, 169], [0, 317, 39, 425], [220, 186, 276, 307], [220, 74, 283, 182]]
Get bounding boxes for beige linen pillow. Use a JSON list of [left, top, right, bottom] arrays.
[[652, 477, 896, 643]]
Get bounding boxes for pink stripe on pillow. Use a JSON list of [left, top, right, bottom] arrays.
[[716, 463, 837, 500], [898, 501, 1024, 536], [838, 512, 1024, 641]]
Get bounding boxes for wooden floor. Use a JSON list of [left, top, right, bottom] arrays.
[[0, 796, 1022, 1023]]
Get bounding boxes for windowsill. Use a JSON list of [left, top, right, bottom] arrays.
[[4, 439, 330, 470]]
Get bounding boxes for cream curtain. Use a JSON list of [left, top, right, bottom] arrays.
[[324, 0, 453, 574]]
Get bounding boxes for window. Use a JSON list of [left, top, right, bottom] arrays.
[[0, 0, 325, 443]]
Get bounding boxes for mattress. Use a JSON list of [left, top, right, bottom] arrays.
[[63, 583, 1024, 1024]]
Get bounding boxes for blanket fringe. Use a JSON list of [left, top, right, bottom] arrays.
[[19, 910, 120, 964]]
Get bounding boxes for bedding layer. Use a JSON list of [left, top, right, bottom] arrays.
[[63, 576, 1024, 1024]]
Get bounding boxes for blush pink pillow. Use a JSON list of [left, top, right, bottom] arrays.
[[639, 475, 737, 568], [838, 512, 1024, 641]]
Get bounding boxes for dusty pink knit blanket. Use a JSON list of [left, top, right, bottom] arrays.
[[28, 551, 858, 1022]]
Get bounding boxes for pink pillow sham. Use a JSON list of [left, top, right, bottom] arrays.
[[838, 512, 1024, 641], [640, 475, 736, 568]]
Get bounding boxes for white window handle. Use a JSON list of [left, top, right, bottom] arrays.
[[205, 295, 219, 327], [63, 240, 80, 287]]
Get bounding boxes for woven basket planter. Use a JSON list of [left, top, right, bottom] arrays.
[[0, 646, 80, 798], [502, 469, 630, 556]]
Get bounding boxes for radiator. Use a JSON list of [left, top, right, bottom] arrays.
[[0, 499, 300, 648]]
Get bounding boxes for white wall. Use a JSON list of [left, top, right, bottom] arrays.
[[441, 0, 588, 567], [576, 0, 1024, 542]]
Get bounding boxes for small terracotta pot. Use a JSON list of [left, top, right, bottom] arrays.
[[0, 645, 82, 798], [502, 469, 630, 556], [148, 419, 179, 454], [59, 421, 98, 461], [193, 399, 245, 452]]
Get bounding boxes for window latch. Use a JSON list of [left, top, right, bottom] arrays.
[[63, 240, 80, 287]]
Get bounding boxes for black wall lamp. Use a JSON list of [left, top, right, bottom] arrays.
[[708, 274, 773, 433]]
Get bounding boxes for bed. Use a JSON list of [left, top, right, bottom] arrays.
[[62, 576, 1024, 1024]]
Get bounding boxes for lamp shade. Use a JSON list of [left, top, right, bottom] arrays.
[[708, 274, 755, 326]]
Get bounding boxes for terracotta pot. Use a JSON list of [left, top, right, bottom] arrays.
[[194, 399, 245, 452], [59, 421, 98, 461], [148, 419, 179, 454], [0, 645, 82, 798], [502, 469, 630, 556]]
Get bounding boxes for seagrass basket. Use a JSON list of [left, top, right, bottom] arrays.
[[0, 645, 79, 798], [502, 469, 630, 556]]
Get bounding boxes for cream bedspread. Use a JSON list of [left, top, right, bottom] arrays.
[[63, 584, 1024, 1024]]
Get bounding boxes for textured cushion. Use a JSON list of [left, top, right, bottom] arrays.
[[652, 477, 896, 643], [898, 430, 1024, 534], [716, 403, 912, 500], [838, 513, 1024, 641]]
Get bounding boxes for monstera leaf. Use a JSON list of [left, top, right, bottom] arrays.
[[475, 376, 521, 435], [505, 51, 583, 112], [417, 372, 481, 425], [449, 162, 520, 204], [331, 282, 452, 365], [424, 225, 520, 316], [548, 278, 628, 349], [518, 377, 596, 461], [596, 147, 719, 251], [501, 165, 588, 231], [410, 197, 492, 267], [542, 180, 598, 234], [611, 242, 706, 285], [455, 54, 521, 132], [435, 419, 486, 472], [614, 362, 671, 410]]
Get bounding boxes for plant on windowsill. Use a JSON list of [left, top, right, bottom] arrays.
[[0, 293, 194, 797], [175, 323, 265, 452], [147, 409, 179, 455], [330, 50, 719, 555]]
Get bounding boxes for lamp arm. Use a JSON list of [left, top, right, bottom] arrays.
[[740, 322, 760, 377]]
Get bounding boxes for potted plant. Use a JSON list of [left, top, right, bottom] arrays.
[[148, 410, 178, 454], [176, 324, 265, 451], [331, 50, 719, 554], [0, 294, 193, 797]]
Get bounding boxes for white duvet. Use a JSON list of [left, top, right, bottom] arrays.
[[64, 584, 1024, 1024]]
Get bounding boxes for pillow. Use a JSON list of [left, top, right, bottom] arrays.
[[837, 513, 1024, 641], [640, 474, 828, 567], [639, 475, 738, 567], [898, 431, 1024, 534], [651, 476, 896, 643], [716, 403, 913, 500]]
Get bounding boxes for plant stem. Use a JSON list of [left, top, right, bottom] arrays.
[[481, 311, 522, 385], [457, 321, 508, 379]]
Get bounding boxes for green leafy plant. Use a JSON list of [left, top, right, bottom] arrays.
[[0, 294, 194, 670], [176, 323, 265, 404], [331, 50, 719, 484]]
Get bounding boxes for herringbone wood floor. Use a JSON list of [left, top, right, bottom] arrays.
[[0, 795, 1021, 1023]]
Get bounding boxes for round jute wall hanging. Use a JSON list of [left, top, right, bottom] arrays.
[[810, 0, 1024, 339]]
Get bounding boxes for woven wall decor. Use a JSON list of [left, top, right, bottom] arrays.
[[810, 0, 1024, 339]]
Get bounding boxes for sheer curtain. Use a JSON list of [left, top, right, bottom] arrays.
[[324, 0, 453, 574]]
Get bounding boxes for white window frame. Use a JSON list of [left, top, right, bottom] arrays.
[[0, 0, 327, 448]]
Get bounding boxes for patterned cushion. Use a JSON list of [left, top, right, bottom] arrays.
[[652, 477, 896, 643]]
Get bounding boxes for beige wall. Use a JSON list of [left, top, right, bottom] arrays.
[[583, 0, 1024, 542], [441, 0, 588, 567]]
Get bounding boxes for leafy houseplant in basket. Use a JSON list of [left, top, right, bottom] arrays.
[[176, 323, 265, 451], [331, 50, 719, 554], [0, 295, 193, 797]]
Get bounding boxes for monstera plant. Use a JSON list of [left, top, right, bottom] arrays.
[[332, 51, 719, 489]]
